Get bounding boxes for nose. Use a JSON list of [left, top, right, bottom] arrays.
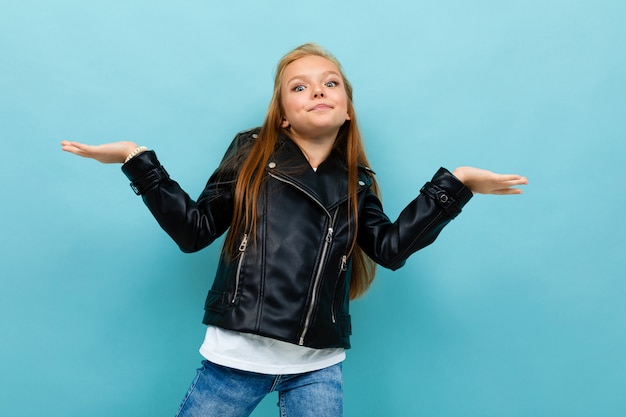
[[312, 86, 325, 98]]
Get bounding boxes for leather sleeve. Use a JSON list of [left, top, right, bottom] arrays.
[[120, 132, 251, 253], [357, 167, 473, 270]]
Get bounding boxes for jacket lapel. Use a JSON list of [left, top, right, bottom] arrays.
[[268, 137, 350, 209]]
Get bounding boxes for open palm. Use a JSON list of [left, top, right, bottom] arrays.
[[60, 141, 138, 164]]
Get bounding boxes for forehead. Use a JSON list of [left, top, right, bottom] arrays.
[[282, 55, 341, 81]]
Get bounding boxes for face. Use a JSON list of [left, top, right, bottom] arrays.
[[280, 55, 350, 141]]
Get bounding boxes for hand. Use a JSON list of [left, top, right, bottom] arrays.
[[60, 140, 138, 164], [452, 166, 528, 195]]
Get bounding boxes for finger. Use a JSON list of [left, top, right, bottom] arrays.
[[497, 174, 527, 182], [67, 141, 92, 151], [61, 143, 82, 153], [500, 177, 528, 187], [61, 142, 93, 157], [491, 187, 524, 195], [61, 140, 78, 149], [61, 143, 81, 154]]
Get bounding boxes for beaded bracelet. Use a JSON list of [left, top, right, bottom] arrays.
[[124, 146, 148, 163]]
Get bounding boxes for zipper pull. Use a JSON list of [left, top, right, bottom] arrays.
[[326, 227, 334, 243], [239, 234, 248, 252], [340, 255, 348, 271]]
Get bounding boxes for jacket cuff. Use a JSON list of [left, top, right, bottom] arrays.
[[420, 167, 473, 218], [120, 150, 169, 195]]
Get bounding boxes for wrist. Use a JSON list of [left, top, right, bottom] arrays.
[[124, 146, 148, 163], [452, 167, 466, 184]]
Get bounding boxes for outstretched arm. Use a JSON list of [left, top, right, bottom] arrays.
[[452, 166, 528, 195], [60, 138, 231, 252], [60, 140, 139, 164], [358, 166, 527, 270], [59, 131, 252, 253]]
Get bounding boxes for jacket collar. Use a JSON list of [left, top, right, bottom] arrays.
[[266, 135, 373, 209]]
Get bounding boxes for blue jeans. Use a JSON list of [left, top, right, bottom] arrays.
[[175, 360, 344, 417]]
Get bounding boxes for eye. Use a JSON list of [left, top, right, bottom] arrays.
[[325, 81, 338, 88], [293, 85, 306, 92]]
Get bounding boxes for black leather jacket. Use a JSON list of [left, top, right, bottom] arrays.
[[121, 128, 473, 349]]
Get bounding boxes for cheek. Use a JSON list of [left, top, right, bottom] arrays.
[[338, 97, 349, 114], [336, 91, 349, 107], [283, 99, 294, 114], [282, 96, 303, 118]]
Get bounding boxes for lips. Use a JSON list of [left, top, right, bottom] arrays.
[[309, 103, 332, 111]]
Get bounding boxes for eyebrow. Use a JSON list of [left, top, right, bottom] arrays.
[[285, 70, 341, 85]]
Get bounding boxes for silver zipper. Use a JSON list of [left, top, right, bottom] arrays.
[[340, 255, 348, 271], [299, 208, 339, 345], [266, 172, 341, 346], [331, 255, 348, 324], [232, 233, 248, 304]]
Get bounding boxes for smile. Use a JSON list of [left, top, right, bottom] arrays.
[[309, 104, 332, 111]]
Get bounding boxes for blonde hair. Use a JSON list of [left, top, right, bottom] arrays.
[[225, 43, 380, 299]]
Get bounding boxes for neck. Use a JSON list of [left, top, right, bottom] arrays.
[[287, 129, 337, 169]]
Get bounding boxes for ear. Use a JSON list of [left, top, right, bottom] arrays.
[[281, 119, 291, 128], [346, 114, 351, 121]]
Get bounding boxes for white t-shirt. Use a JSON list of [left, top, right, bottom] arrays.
[[199, 325, 346, 375]]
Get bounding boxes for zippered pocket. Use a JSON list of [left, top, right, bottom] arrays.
[[299, 210, 339, 346], [331, 254, 348, 324], [231, 233, 248, 304]]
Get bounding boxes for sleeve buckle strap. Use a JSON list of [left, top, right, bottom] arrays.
[[129, 165, 169, 195], [420, 181, 461, 218], [130, 182, 141, 195]]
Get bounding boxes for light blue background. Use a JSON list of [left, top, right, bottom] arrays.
[[1, 0, 625, 416]]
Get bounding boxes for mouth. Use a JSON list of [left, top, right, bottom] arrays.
[[309, 104, 332, 111]]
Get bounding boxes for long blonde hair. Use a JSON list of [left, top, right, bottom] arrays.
[[224, 43, 380, 299]]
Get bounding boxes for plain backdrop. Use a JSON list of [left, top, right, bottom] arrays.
[[1, 1, 625, 416]]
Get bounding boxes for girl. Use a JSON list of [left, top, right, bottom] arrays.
[[61, 43, 527, 417]]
